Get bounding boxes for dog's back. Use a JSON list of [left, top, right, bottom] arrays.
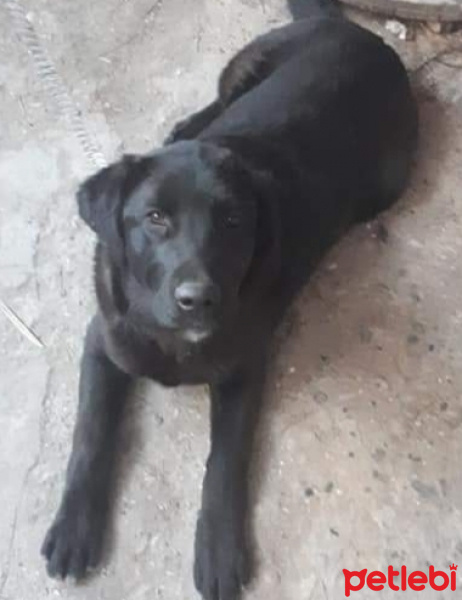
[[200, 17, 417, 296]]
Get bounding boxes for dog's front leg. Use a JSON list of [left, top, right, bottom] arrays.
[[194, 360, 266, 600], [41, 316, 132, 580], [164, 100, 223, 145]]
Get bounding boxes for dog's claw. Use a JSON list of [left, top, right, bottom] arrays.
[[194, 511, 252, 600], [41, 498, 104, 581]]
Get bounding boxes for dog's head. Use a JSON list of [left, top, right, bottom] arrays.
[[78, 141, 278, 343]]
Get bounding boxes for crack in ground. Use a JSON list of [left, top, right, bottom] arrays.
[[102, 0, 164, 57], [0, 366, 54, 598]]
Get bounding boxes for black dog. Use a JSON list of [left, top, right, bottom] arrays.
[[42, 2, 418, 599]]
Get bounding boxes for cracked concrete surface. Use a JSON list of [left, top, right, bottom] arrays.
[[1, 1, 462, 598]]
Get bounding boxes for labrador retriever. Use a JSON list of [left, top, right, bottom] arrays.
[[41, 2, 418, 599]]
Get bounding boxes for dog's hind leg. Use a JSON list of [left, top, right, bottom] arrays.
[[218, 19, 324, 104], [165, 21, 313, 145], [164, 44, 277, 145], [164, 100, 222, 144]]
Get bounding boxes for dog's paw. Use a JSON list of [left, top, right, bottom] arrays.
[[194, 511, 252, 600], [164, 122, 184, 145], [164, 117, 192, 145], [41, 499, 105, 581]]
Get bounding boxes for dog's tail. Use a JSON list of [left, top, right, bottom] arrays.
[[287, 0, 343, 19]]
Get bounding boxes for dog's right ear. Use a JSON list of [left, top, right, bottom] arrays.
[[77, 158, 129, 240], [77, 155, 148, 253]]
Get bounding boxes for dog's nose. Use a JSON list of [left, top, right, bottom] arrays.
[[174, 281, 220, 312]]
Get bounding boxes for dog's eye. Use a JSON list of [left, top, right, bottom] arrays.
[[226, 214, 241, 228], [147, 209, 167, 227]]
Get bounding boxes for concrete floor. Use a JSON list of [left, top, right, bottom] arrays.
[[1, 1, 462, 599]]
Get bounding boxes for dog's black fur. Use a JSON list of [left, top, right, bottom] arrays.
[[42, 3, 418, 599]]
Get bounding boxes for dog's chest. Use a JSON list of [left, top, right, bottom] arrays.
[[107, 328, 235, 387], [151, 342, 236, 387]]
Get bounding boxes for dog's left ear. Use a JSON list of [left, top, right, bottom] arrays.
[[245, 167, 282, 291], [211, 144, 282, 290], [201, 142, 282, 288], [77, 154, 146, 258]]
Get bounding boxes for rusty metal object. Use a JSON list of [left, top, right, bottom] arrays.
[[339, 0, 462, 22]]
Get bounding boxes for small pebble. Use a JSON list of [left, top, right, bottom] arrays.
[[304, 487, 315, 498], [385, 19, 409, 40], [377, 222, 389, 243], [330, 528, 340, 537]]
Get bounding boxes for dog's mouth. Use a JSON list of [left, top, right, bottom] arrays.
[[173, 301, 236, 345], [181, 327, 213, 344], [175, 307, 225, 344]]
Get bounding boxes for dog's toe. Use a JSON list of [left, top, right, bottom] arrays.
[[41, 501, 104, 581], [194, 511, 252, 600]]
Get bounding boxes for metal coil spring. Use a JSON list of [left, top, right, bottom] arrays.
[[5, 0, 108, 170]]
